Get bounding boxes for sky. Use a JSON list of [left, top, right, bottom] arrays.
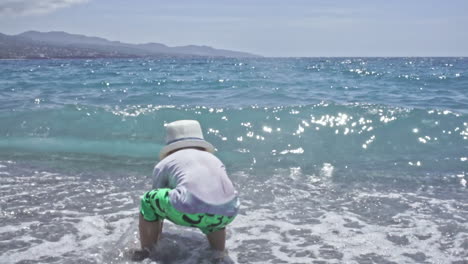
[[0, 0, 467, 57]]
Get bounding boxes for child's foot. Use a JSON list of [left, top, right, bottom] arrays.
[[212, 249, 227, 262], [130, 248, 150, 261]]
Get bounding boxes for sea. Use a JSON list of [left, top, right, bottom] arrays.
[[0, 57, 467, 264]]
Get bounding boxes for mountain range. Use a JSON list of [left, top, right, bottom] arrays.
[[0, 31, 259, 59]]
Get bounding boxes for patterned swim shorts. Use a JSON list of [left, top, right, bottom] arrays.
[[140, 188, 236, 234]]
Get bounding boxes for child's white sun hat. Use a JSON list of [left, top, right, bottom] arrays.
[[159, 120, 215, 160]]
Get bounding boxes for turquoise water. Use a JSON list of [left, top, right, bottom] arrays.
[[0, 58, 467, 263]]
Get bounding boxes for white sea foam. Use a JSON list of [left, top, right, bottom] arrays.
[[320, 163, 334, 178], [224, 187, 467, 263], [1, 138, 467, 264]]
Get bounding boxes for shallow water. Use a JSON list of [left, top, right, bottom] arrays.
[[0, 58, 467, 263]]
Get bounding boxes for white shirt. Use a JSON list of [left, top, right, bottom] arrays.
[[152, 148, 239, 216]]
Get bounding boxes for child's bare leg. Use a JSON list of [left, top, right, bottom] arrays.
[[139, 213, 162, 250], [206, 228, 226, 251]]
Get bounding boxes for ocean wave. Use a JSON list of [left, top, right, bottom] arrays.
[[0, 103, 465, 187]]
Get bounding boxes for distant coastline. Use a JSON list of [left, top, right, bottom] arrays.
[[0, 31, 260, 59], [2, 56, 466, 61]]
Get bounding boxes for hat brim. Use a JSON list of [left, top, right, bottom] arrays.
[[159, 139, 215, 160]]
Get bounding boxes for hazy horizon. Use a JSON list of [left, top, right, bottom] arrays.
[[1, 0, 467, 57]]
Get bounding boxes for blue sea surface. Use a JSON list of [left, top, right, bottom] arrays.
[[0, 58, 467, 263]]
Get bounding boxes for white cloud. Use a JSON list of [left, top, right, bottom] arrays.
[[0, 0, 88, 16]]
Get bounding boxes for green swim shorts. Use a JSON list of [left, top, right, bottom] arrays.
[[140, 188, 236, 234]]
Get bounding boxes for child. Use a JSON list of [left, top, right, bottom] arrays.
[[132, 120, 239, 261]]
